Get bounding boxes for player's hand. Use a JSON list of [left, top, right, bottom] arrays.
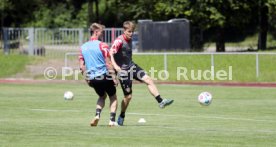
[[112, 77, 119, 87], [114, 65, 121, 73], [108, 70, 118, 87], [80, 65, 86, 75], [86, 79, 93, 87]]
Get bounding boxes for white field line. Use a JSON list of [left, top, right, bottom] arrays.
[[127, 112, 276, 123], [27, 109, 276, 123]]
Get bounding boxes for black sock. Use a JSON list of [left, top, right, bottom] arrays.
[[155, 95, 163, 103], [110, 112, 116, 122], [95, 108, 102, 117], [120, 112, 125, 118]]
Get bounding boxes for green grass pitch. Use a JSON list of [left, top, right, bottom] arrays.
[[0, 83, 276, 146]]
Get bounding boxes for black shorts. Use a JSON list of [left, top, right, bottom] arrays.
[[87, 74, 116, 97], [118, 64, 146, 96]]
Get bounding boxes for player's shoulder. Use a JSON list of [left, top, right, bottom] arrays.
[[83, 40, 101, 46], [81, 41, 89, 49], [113, 36, 123, 44], [100, 41, 108, 46], [117, 35, 124, 41], [82, 40, 93, 47], [100, 42, 109, 49]]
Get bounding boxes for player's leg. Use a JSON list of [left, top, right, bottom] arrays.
[[120, 94, 132, 115], [105, 78, 118, 126], [142, 74, 159, 97], [117, 94, 131, 126], [95, 94, 106, 116], [90, 94, 106, 126], [123, 94, 132, 110], [88, 79, 106, 126], [117, 74, 133, 126], [108, 94, 117, 126], [134, 64, 174, 108]]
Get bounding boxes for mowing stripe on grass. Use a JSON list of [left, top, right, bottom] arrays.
[[27, 109, 276, 122], [128, 112, 276, 123], [152, 126, 276, 133], [29, 108, 80, 112]]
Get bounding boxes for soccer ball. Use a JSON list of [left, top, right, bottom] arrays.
[[64, 91, 74, 100], [198, 92, 212, 106]]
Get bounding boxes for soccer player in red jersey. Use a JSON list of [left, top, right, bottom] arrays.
[[109, 21, 174, 126], [79, 23, 118, 127]]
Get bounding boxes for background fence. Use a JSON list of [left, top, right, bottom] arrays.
[[1, 28, 276, 82], [2, 27, 276, 57], [64, 52, 276, 82], [1, 27, 123, 57]]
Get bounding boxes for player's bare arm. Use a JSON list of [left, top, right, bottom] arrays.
[[109, 40, 123, 72], [109, 52, 120, 72], [105, 57, 118, 86], [79, 54, 86, 75], [101, 42, 118, 86]]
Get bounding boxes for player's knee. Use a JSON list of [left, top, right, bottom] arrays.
[[100, 93, 107, 99], [123, 88, 132, 96], [124, 94, 132, 101], [143, 75, 154, 85], [109, 94, 117, 101]]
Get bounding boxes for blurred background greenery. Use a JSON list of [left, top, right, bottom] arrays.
[[1, 0, 276, 51]]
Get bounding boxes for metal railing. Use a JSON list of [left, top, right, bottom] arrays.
[[65, 52, 276, 78], [1, 27, 124, 56]]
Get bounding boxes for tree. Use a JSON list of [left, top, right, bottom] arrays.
[[115, 0, 159, 21], [2, 0, 272, 53], [186, 1, 257, 52], [95, 0, 99, 22], [88, 0, 93, 25], [258, 0, 268, 50], [268, 0, 276, 41], [257, 0, 276, 50], [1, 0, 42, 27]]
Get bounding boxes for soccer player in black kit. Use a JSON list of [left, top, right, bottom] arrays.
[[109, 21, 174, 126]]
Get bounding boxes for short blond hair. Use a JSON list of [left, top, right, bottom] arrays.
[[90, 23, 105, 32], [123, 21, 135, 31]]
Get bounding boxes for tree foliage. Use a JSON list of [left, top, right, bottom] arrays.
[[268, 0, 276, 37], [0, 0, 265, 29], [1, 0, 275, 50]]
